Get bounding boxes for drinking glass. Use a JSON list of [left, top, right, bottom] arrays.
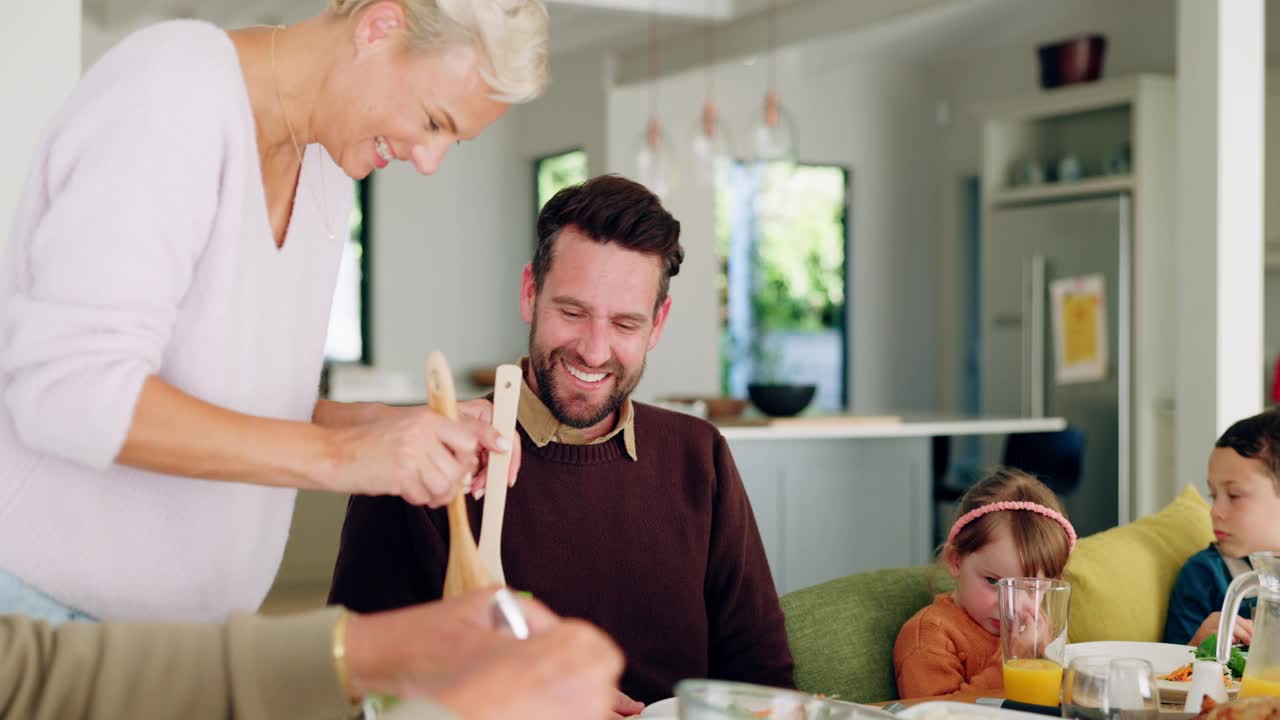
[[998, 577, 1071, 706], [1061, 657, 1160, 720]]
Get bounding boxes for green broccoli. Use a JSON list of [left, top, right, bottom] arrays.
[[1193, 634, 1249, 680]]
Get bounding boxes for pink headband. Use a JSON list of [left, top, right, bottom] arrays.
[[947, 501, 1077, 552]]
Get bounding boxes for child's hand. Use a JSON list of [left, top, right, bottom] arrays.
[[1007, 609, 1057, 657], [1190, 612, 1252, 647]]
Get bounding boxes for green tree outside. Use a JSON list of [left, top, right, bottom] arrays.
[[536, 150, 589, 211], [718, 162, 847, 393]]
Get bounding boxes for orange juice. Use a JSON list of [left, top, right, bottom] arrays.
[[1003, 658, 1064, 706], [1239, 667, 1280, 697]]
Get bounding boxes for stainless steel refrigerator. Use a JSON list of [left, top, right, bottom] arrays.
[[981, 194, 1129, 537]]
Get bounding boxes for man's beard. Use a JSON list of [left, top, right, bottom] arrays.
[[529, 321, 645, 429]]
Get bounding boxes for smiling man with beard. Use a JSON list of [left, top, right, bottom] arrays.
[[328, 175, 794, 714]]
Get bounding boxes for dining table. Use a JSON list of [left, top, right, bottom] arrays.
[[872, 690, 1200, 718]]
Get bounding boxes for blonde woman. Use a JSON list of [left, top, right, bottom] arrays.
[[0, 0, 547, 623]]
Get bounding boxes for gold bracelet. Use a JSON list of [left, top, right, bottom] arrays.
[[332, 608, 358, 703]]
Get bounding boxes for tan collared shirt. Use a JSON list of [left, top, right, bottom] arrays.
[[517, 360, 638, 461]]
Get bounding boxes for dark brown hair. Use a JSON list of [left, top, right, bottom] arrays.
[[532, 175, 683, 311], [1216, 407, 1280, 494], [946, 468, 1072, 578]]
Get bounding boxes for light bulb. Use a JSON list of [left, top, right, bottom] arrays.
[[633, 116, 678, 198], [689, 101, 734, 187], [750, 91, 797, 164]]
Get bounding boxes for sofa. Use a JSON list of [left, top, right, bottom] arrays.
[[779, 485, 1215, 703]]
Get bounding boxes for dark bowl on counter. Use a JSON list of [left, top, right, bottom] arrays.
[[747, 383, 816, 418]]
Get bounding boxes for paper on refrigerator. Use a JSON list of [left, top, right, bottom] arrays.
[[1050, 273, 1108, 384]]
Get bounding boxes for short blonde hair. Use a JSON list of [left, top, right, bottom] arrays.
[[330, 0, 549, 104]]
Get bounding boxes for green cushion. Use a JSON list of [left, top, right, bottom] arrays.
[[780, 566, 953, 703]]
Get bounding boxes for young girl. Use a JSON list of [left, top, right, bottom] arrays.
[[893, 468, 1077, 699]]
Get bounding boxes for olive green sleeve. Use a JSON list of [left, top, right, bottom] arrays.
[[0, 608, 359, 720]]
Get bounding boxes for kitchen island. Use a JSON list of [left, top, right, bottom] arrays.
[[262, 413, 1064, 613], [719, 415, 1066, 594]]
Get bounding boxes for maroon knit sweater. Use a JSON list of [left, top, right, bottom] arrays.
[[328, 402, 795, 703]]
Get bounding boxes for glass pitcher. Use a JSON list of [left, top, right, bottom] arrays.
[[1217, 551, 1280, 697]]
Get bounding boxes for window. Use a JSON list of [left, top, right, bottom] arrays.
[[324, 178, 371, 365], [719, 162, 850, 410], [535, 149, 589, 212]]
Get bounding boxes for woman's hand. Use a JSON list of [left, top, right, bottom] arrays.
[[327, 405, 510, 506], [457, 398, 521, 497], [346, 588, 623, 720], [117, 380, 508, 504], [433, 620, 623, 720]]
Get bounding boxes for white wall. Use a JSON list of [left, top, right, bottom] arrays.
[[517, 47, 612, 178], [607, 36, 944, 410], [369, 112, 533, 385], [3, 3, 81, 254], [1174, 0, 1267, 492], [83, 13, 136, 68]]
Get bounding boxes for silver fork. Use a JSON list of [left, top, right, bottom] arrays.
[[490, 587, 530, 639]]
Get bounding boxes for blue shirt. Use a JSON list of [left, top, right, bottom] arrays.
[[1163, 544, 1255, 645]]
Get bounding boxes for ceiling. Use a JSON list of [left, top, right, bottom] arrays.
[[80, 0, 807, 56], [80, 0, 1280, 81]]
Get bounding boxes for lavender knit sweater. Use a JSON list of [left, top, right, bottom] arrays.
[[0, 21, 352, 621]]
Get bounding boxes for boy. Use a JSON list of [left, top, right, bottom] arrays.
[[1163, 408, 1280, 646]]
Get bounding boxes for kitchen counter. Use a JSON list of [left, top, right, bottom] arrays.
[[716, 414, 1066, 441], [264, 408, 1070, 607], [722, 414, 1069, 594]]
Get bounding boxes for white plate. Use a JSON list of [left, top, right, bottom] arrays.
[[641, 697, 678, 718], [1065, 640, 1196, 672], [898, 700, 1053, 720], [640, 694, 877, 718], [1064, 641, 1239, 702]]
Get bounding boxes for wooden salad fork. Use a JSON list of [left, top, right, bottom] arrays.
[[477, 364, 521, 584], [427, 351, 491, 597]]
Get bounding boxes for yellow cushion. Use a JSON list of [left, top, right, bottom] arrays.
[[1063, 485, 1213, 642]]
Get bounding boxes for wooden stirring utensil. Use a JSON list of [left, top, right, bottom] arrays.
[[477, 364, 522, 584], [427, 351, 491, 598]]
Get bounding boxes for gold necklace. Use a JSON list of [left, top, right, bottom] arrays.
[[269, 24, 336, 243]]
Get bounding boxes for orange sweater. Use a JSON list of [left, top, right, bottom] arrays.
[[893, 593, 1003, 699]]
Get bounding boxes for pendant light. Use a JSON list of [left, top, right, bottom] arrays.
[[633, 5, 677, 197], [749, 0, 796, 165], [689, 2, 733, 187]]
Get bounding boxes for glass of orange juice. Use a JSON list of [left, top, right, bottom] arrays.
[[998, 578, 1071, 706], [1239, 667, 1280, 698], [1234, 551, 1279, 697]]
